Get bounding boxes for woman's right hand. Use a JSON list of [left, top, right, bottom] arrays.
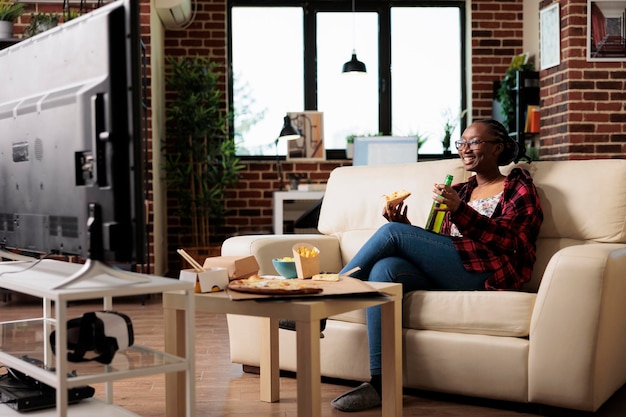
[[383, 202, 410, 224]]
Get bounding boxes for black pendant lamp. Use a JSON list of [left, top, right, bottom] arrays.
[[342, 0, 366, 74], [342, 51, 367, 73]]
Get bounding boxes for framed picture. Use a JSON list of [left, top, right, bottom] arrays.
[[286, 111, 325, 161], [540, 3, 561, 70], [587, 0, 626, 61]]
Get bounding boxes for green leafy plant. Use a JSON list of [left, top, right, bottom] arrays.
[[24, 12, 58, 37], [497, 62, 534, 130], [163, 56, 244, 247], [441, 108, 468, 151], [413, 131, 429, 150], [346, 132, 382, 143], [0, 0, 25, 21]]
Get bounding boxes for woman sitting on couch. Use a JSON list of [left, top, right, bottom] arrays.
[[331, 119, 544, 412]]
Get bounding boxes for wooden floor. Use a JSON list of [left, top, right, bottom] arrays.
[[2, 294, 626, 417]]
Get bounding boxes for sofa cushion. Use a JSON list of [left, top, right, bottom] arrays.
[[331, 290, 536, 337], [403, 290, 536, 337], [318, 160, 468, 236], [503, 160, 626, 243]]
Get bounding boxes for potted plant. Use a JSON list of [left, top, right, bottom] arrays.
[[0, 0, 26, 39], [345, 134, 355, 159], [497, 58, 534, 131], [412, 131, 429, 155], [163, 56, 243, 254], [441, 108, 467, 156], [24, 12, 58, 38]]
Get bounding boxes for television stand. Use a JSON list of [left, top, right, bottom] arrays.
[[0, 258, 196, 417]]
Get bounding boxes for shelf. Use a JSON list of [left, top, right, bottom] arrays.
[[0, 398, 139, 416], [0, 319, 187, 389], [0, 258, 196, 417]]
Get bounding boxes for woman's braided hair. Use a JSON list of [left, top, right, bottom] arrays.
[[474, 119, 528, 166]]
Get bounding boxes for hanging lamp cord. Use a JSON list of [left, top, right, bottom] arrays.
[[351, 0, 356, 53]]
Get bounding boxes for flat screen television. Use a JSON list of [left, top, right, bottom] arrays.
[[0, 0, 145, 267]]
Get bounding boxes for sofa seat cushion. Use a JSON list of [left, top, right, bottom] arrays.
[[404, 290, 536, 337], [331, 290, 536, 338]]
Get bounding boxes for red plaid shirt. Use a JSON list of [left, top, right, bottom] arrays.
[[440, 168, 543, 290]]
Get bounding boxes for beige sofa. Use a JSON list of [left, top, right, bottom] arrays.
[[222, 159, 626, 412]]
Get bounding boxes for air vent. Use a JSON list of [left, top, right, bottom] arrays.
[[34, 138, 43, 161], [49, 216, 79, 238]]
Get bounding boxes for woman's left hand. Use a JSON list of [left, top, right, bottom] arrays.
[[434, 184, 461, 213]]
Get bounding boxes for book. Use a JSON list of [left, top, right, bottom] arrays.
[[524, 105, 540, 133]]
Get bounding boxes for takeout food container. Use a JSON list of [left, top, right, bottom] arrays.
[[292, 243, 320, 279], [203, 255, 259, 280], [179, 267, 229, 293]]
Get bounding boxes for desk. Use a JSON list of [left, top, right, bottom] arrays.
[[273, 190, 325, 234], [163, 281, 402, 417]]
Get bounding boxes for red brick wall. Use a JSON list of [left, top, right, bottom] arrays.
[[470, 0, 525, 120], [219, 160, 351, 238], [540, 0, 626, 159]]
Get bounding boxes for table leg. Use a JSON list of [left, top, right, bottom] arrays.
[[380, 295, 403, 416], [165, 306, 187, 417], [259, 317, 280, 402], [273, 195, 283, 235], [296, 319, 321, 417]]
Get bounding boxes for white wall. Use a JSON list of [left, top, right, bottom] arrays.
[[523, 0, 541, 67]]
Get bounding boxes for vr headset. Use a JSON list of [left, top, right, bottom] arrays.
[[51, 311, 134, 364]]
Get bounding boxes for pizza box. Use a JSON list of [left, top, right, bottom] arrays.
[[179, 267, 229, 293], [203, 255, 259, 280], [226, 276, 385, 300]]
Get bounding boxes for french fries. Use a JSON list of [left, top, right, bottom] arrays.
[[295, 246, 319, 258], [292, 243, 321, 279]]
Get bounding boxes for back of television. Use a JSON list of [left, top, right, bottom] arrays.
[[0, 0, 147, 279]]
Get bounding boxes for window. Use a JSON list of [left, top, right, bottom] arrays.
[[230, 7, 303, 156], [317, 12, 379, 149], [391, 7, 464, 154], [229, 1, 466, 156]]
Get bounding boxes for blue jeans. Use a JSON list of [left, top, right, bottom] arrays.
[[339, 222, 491, 376]]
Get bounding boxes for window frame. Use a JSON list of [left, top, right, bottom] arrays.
[[227, 0, 467, 157]]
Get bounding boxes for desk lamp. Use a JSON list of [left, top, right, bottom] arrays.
[[276, 115, 300, 191]]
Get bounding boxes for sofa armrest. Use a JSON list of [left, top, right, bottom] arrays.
[[221, 234, 343, 275], [528, 243, 626, 411]]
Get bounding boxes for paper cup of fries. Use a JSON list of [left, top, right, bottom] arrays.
[[292, 243, 321, 279]]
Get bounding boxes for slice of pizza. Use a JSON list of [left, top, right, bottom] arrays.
[[228, 275, 323, 294], [383, 189, 411, 208], [312, 273, 340, 282]]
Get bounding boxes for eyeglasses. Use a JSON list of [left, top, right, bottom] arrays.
[[454, 139, 502, 150]]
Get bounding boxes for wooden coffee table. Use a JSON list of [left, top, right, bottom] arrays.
[[163, 281, 403, 417]]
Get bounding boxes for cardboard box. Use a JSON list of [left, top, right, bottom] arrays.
[[203, 255, 259, 280], [179, 267, 229, 293]]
